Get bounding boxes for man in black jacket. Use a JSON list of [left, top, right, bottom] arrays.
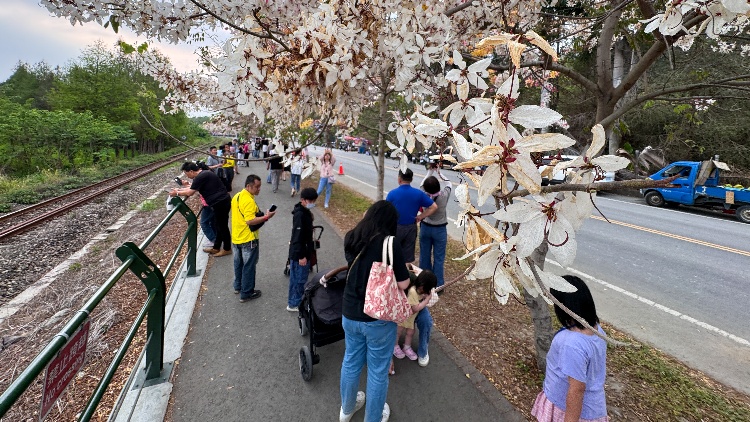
[[286, 188, 319, 312]]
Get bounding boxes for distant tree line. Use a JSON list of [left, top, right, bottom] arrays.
[[0, 41, 209, 176]]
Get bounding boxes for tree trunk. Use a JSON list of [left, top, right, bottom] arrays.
[[375, 70, 391, 201], [526, 243, 554, 372]]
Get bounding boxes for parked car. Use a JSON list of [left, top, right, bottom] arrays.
[[428, 146, 459, 170], [538, 155, 616, 185], [539, 155, 576, 185]]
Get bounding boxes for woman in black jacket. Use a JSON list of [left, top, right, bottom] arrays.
[[339, 200, 410, 422]]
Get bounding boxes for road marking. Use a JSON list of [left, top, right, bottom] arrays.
[[546, 260, 750, 347], [589, 215, 750, 257], [343, 174, 378, 190]]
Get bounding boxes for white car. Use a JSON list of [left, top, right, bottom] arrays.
[[539, 155, 616, 185], [539, 155, 576, 185]]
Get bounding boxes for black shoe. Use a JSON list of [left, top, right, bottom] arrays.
[[239, 290, 262, 302]]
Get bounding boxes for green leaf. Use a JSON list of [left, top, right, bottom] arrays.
[[108, 15, 120, 33], [137, 42, 149, 54], [118, 41, 136, 55]]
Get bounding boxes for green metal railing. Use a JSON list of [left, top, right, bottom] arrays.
[[0, 197, 197, 420]]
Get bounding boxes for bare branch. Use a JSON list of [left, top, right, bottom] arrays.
[[499, 177, 678, 200], [444, 2, 476, 16], [601, 75, 750, 127]]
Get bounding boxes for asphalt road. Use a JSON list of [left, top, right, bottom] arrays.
[[324, 148, 750, 395]]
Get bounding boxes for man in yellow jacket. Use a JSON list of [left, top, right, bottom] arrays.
[[231, 174, 276, 302]]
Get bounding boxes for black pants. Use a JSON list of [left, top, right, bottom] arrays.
[[211, 196, 232, 251], [223, 169, 235, 192]]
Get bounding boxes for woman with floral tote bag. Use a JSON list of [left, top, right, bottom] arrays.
[[339, 201, 409, 422]]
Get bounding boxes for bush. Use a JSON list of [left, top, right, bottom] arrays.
[[5, 190, 42, 204]]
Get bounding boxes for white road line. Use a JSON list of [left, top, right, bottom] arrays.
[[343, 174, 378, 190], [546, 259, 750, 347]]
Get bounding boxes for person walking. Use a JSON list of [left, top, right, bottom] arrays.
[[268, 146, 284, 193], [339, 201, 410, 422], [419, 168, 452, 288], [286, 188, 319, 312], [317, 150, 336, 208], [290, 153, 304, 197], [171, 162, 232, 257], [231, 175, 277, 302]]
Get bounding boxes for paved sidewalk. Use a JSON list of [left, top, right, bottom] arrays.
[[169, 161, 525, 421]]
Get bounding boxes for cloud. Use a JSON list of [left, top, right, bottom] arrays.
[[0, 0, 216, 81]]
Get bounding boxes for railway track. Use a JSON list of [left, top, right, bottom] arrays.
[[0, 153, 192, 241]]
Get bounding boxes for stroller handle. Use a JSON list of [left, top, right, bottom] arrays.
[[320, 265, 348, 287]]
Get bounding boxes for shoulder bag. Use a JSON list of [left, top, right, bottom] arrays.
[[363, 236, 412, 323]]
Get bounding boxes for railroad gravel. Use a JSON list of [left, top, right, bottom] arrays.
[[0, 165, 183, 307]]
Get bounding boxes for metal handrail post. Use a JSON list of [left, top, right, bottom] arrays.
[[170, 197, 197, 276], [115, 242, 166, 381]]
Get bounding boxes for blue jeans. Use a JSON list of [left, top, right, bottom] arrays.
[[200, 205, 216, 242], [419, 223, 448, 287], [288, 260, 309, 307], [415, 307, 432, 359], [340, 317, 396, 422], [317, 177, 332, 207], [290, 174, 301, 192], [233, 240, 259, 298]]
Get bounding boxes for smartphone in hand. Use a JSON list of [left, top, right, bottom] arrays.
[[174, 177, 183, 187], [269, 204, 277, 212]]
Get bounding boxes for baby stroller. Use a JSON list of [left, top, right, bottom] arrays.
[[284, 225, 324, 276], [298, 265, 348, 381]]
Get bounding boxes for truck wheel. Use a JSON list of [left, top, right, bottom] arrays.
[[645, 191, 666, 207], [736, 205, 750, 223]]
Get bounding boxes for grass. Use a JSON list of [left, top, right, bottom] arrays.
[[0, 146, 195, 212], [139, 200, 158, 212], [324, 179, 750, 421]]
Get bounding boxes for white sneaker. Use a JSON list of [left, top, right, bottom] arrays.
[[339, 391, 366, 422], [286, 306, 298, 312], [418, 353, 429, 367], [381, 403, 390, 422]]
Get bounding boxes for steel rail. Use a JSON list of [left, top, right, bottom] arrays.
[[0, 153, 190, 241]]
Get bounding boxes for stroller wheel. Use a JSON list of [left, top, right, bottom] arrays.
[[299, 346, 313, 381], [299, 315, 308, 336]]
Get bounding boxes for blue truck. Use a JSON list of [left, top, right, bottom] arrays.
[[641, 160, 750, 223]]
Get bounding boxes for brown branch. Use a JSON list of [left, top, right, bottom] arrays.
[[504, 60, 599, 94], [600, 75, 750, 127], [435, 261, 476, 292], [187, 1, 292, 53], [444, 2, 475, 16], [499, 177, 678, 200], [613, 13, 707, 101]]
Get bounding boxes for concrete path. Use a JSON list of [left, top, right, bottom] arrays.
[[169, 161, 525, 421]]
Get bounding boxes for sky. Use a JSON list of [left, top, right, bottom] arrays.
[[0, 0, 213, 83]]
